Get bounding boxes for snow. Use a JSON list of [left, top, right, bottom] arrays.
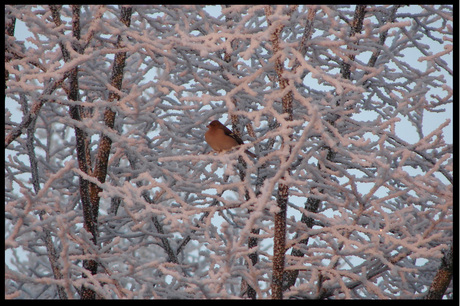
[[5, 4, 453, 300]]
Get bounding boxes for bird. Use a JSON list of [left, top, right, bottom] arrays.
[[205, 120, 256, 158]]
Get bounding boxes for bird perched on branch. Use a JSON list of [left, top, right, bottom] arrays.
[[205, 120, 256, 158]]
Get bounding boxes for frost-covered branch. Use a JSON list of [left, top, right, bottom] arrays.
[[5, 5, 452, 299]]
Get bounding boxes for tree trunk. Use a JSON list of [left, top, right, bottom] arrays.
[[265, 5, 295, 299], [425, 244, 453, 299]]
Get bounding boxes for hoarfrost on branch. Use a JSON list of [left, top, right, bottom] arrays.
[[5, 5, 453, 299]]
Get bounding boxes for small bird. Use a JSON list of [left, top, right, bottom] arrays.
[[205, 120, 256, 158]]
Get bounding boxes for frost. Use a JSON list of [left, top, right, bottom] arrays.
[[5, 4, 453, 300]]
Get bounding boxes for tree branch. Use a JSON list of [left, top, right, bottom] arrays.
[[265, 5, 296, 299]]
